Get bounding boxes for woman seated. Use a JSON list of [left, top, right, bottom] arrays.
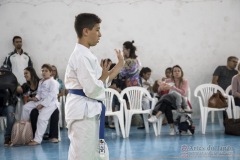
[[153, 65, 191, 132]]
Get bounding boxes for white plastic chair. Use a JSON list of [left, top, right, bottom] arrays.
[[121, 87, 155, 138], [225, 85, 240, 119], [152, 87, 192, 136], [104, 88, 126, 138], [194, 84, 231, 134]]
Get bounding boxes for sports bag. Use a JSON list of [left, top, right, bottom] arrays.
[[224, 116, 240, 136], [10, 120, 33, 146], [176, 113, 195, 135]]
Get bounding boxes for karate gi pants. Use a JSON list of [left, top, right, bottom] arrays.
[[67, 116, 99, 160], [21, 101, 57, 143]]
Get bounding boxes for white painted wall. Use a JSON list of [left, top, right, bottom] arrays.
[[0, 0, 240, 118]]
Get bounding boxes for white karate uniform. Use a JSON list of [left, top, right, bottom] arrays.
[[21, 77, 59, 143], [65, 43, 109, 160]]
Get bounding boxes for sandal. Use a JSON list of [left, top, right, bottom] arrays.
[[28, 140, 39, 146]]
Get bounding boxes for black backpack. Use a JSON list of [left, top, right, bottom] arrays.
[[176, 113, 195, 135], [0, 65, 18, 108]]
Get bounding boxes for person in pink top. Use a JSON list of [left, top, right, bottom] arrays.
[[231, 62, 240, 106], [159, 65, 189, 97]]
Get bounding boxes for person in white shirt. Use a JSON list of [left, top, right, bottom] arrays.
[[21, 64, 59, 145], [3, 36, 33, 85], [64, 13, 124, 160]]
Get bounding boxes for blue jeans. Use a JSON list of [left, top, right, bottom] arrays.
[[1, 105, 16, 138]]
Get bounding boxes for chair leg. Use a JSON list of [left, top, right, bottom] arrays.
[[157, 114, 164, 135], [117, 115, 126, 138], [0, 118, 4, 131], [58, 123, 61, 141], [211, 111, 215, 123], [152, 123, 158, 136], [126, 112, 133, 138], [143, 114, 149, 133], [113, 116, 120, 136], [237, 107, 240, 119], [202, 109, 209, 134], [217, 111, 224, 129]]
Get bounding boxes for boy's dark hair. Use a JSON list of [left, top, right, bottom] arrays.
[[12, 36, 22, 43], [227, 56, 238, 62], [74, 13, 101, 38], [41, 64, 52, 72], [123, 40, 137, 59], [139, 67, 151, 77]]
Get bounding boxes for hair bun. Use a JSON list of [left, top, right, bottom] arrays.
[[131, 40, 135, 44]]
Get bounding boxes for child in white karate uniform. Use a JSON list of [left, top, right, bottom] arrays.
[[65, 13, 124, 160], [21, 64, 59, 145]]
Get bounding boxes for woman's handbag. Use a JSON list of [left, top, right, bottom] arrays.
[[208, 91, 227, 108]]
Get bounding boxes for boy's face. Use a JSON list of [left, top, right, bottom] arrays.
[[87, 23, 101, 47], [143, 72, 151, 80], [41, 67, 52, 79]]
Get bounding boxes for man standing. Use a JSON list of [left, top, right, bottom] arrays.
[[64, 13, 124, 160], [3, 36, 33, 85], [212, 56, 238, 90]]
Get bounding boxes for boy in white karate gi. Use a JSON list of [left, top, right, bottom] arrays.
[[64, 13, 124, 160], [21, 64, 59, 145]]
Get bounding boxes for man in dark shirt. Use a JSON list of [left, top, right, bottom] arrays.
[[212, 56, 238, 90]]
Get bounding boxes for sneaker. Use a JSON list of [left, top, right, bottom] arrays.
[[4, 137, 11, 146], [180, 130, 192, 136], [148, 116, 158, 123], [49, 138, 59, 143], [169, 127, 176, 135]]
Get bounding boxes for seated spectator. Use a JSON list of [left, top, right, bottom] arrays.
[[0, 65, 18, 146], [148, 91, 192, 135], [231, 62, 240, 106], [51, 65, 65, 96], [20, 64, 59, 145], [212, 56, 238, 120], [212, 56, 238, 90], [140, 67, 154, 110], [157, 65, 189, 125], [162, 67, 172, 82], [17, 66, 59, 143], [140, 67, 154, 93], [160, 65, 189, 97]]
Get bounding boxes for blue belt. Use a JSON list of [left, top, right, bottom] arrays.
[[68, 89, 106, 139]]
